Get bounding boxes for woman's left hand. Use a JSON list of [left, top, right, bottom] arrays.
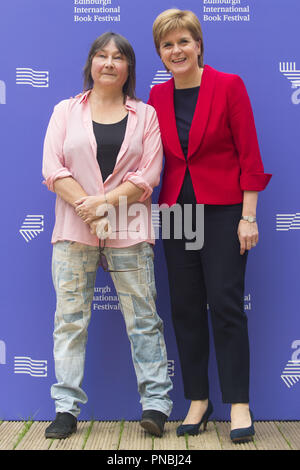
[[237, 220, 259, 255], [74, 195, 105, 224]]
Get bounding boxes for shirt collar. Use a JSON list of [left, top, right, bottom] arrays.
[[79, 90, 91, 104], [79, 89, 137, 113]]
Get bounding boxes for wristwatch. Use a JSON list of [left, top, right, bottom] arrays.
[[241, 215, 257, 223]]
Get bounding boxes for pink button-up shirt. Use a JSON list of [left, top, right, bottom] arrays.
[[42, 91, 163, 247]]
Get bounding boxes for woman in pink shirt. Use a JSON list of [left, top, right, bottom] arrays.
[[42, 32, 172, 439]]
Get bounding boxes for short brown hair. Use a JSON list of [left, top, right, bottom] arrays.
[[83, 32, 137, 99], [152, 9, 204, 67]]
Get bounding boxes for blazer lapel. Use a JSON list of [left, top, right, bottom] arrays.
[[159, 78, 186, 161], [187, 65, 217, 159]]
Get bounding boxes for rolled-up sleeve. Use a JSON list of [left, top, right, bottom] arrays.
[[227, 75, 272, 191], [122, 106, 163, 202], [42, 100, 73, 192]]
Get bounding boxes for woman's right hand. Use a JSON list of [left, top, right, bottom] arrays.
[[88, 218, 100, 235], [88, 217, 111, 237]]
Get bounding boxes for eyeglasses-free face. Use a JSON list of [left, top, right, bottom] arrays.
[[159, 28, 201, 78], [91, 39, 129, 91]]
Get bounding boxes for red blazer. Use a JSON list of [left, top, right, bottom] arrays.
[[148, 65, 272, 206]]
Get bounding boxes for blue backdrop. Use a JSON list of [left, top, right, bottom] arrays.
[[0, 0, 299, 421]]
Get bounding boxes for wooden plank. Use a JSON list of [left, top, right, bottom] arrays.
[[84, 421, 120, 450], [188, 421, 222, 450], [0, 422, 27, 450], [118, 421, 152, 450], [153, 422, 187, 450], [276, 421, 300, 450], [254, 422, 291, 450], [0, 421, 298, 450], [15, 422, 51, 450]]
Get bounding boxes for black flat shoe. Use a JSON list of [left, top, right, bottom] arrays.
[[45, 412, 77, 439], [230, 410, 255, 443], [176, 400, 213, 437], [140, 410, 168, 437]]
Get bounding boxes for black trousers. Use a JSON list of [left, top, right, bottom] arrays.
[[163, 203, 250, 403]]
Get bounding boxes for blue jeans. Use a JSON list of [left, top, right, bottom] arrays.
[[51, 241, 173, 418]]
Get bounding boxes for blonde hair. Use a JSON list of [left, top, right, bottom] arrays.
[[152, 9, 204, 67]]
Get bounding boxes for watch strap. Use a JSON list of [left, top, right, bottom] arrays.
[[241, 215, 257, 223]]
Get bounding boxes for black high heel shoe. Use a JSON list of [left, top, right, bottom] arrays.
[[230, 410, 255, 443], [176, 400, 213, 437]]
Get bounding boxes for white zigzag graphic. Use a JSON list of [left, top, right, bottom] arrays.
[[14, 356, 48, 377], [19, 215, 44, 242], [276, 213, 300, 231], [281, 360, 300, 388], [16, 68, 49, 88], [279, 62, 300, 89], [150, 70, 172, 88]]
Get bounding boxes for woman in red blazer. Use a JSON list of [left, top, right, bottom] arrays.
[[148, 9, 271, 442]]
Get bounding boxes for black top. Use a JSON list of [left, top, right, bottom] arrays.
[[174, 86, 200, 205], [92, 114, 128, 182], [174, 86, 200, 158]]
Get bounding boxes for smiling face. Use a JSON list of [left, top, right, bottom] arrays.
[[91, 39, 129, 91], [159, 28, 201, 79]]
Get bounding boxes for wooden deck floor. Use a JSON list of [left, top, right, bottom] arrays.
[[0, 420, 299, 451]]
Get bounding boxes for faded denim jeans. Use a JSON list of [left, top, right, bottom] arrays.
[[51, 241, 173, 418]]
